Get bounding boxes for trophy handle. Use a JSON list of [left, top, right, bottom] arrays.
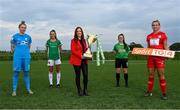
[[86, 35, 90, 48]]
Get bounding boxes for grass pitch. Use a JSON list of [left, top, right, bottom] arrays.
[[0, 60, 179, 109]]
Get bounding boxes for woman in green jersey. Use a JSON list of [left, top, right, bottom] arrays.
[[113, 34, 130, 87], [46, 29, 62, 88]]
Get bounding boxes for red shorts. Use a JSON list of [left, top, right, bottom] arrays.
[[147, 56, 166, 68]]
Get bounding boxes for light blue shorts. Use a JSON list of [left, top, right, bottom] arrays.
[[13, 58, 31, 71]]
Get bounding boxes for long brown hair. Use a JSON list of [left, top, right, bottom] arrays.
[[118, 33, 128, 51], [50, 29, 58, 40], [74, 27, 85, 41]]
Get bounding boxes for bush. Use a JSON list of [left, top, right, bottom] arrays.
[[0, 51, 179, 61]]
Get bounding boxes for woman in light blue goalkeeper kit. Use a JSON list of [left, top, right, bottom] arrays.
[[11, 21, 33, 96]]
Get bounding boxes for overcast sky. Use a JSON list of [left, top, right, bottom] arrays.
[[0, 0, 179, 51]]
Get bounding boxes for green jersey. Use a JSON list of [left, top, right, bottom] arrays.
[[46, 39, 62, 60], [113, 43, 130, 59]]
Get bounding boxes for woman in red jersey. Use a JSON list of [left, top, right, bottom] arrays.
[[145, 20, 169, 100]]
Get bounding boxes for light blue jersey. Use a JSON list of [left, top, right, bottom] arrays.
[[11, 33, 32, 58]]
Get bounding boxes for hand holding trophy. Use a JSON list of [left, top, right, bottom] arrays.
[[83, 34, 97, 59]]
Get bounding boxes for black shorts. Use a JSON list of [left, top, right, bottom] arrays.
[[115, 58, 128, 68]]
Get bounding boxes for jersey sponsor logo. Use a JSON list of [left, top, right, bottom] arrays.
[[118, 49, 126, 52], [150, 38, 160, 46], [17, 40, 29, 45], [50, 45, 58, 48]]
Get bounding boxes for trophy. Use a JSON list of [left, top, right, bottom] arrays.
[[83, 34, 97, 59]]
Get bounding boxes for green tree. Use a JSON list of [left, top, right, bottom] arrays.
[[129, 42, 144, 50], [169, 42, 180, 51]]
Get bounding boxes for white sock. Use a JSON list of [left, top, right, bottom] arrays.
[[49, 72, 53, 85], [57, 72, 61, 85]]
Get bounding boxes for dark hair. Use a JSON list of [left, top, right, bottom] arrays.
[[118, 33, 128, 51], [74, 27, 85, 41], [18, 21, 26, 28], [50, 29, 57, 40], [152, 20, 160, 26]]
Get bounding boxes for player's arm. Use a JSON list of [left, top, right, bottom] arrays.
[[45, 41, 48, 54], [58, 45, 62, 59], [29, 44, 31, 49], [59, 45, 62, 53], [28, 37, 32, 49], [10, 36, 15, 53], [45, 46, 48, 53], [127, 45, 131, 53], [11, 44, 15, 53], [146, 36, 150, 48], [163, 39, 169, 50], [58, 40, 63, 53], [113, 45, 116, 54], [147, 40, 150, 48], [147, 43, 149, 48], [113, 50, 116, 54], [45, 46, 48, 58]]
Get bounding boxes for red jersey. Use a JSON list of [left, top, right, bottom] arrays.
[[147, 31, 167, 49]]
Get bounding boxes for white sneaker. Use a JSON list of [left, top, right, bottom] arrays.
[[28, 90, 34, 95], [144, 91, 152, 97], [12, 91, 16, 96]]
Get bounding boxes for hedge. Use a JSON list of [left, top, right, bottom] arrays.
[[0, 51, 180, 61]]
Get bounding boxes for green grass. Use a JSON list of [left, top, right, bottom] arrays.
[[0, 60, 180, 109]]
